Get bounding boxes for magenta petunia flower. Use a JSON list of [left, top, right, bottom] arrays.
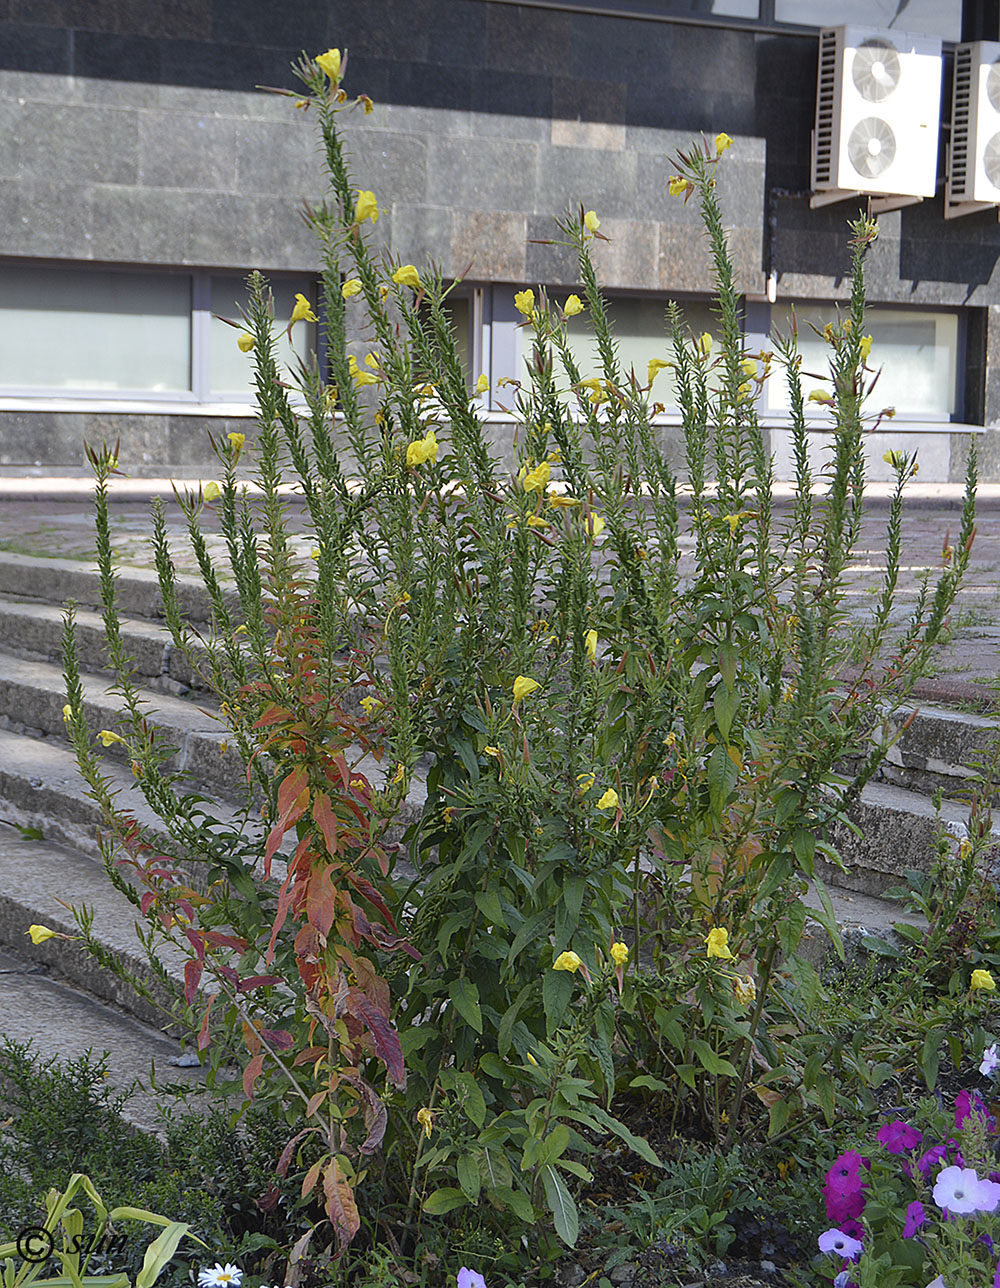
[[823, 1179, 866, 1223], [877, 1120, 923, 1154], [818, 1228, 863, 1261], [839, 1219, 865, 1243], [902, 1200, 926, 1237], [917, 1143, 948, 1177]]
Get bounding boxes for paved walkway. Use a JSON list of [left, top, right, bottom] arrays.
[[2, 476, 998, 705]]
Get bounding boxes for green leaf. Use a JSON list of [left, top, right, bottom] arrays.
[[526, 1123, 570, 1171], [541, 1164, 579, 1247], [861, 934, 903, 960], [922, 1030, 942, 1091], [778, 900, 806, 959], [455, 1070, 487, 1129], [508, 911, 550, 966], [691, 1039, 738, 1078], [677, 1063, 698, 1091], [497, 984, 533, 1058], [457, 1153, 482, 1202], [135, 1223, 194, 1288], [584, 1104, 662, 1168], [718, 642, 738, 689], [707, 744, 737, 817], [423, 1187, 468, 1215], [629, 1074, 671, 1093], [449, 977, 483, 1033], [542, 967, 575, 1035], [490, 1186, 535, 1223], [475, 888, 506, 928], [790, 828, 815, 875], [713, 685, 739, 743], [807, 876, 845, 962], [767, 1097, 792, 1138]]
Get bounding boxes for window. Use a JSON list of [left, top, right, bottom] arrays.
[[0, 264, 191, 393], [559, 294, 721, 406], [767, 303, 960, 418], [773, 0, 961, 41], [209, 276, 316, 399], [0, 263, 317, 405]]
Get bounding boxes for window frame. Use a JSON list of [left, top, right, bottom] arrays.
[[0, 259, 318, 411]]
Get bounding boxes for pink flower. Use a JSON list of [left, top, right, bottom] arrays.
[[877, 1120, 922, 1154], [458, 1272, 487, 1288]]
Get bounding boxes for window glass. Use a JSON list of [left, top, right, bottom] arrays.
[[560, 296, 722, 405], [0, 265, 190, 392], [774, 0, 960, 41], [210, 277, 316, 397], [440, 295, 473, 386], [769, 304, 958, 416]]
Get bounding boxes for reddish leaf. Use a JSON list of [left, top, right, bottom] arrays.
[[201, 930, 249, 951], [306, 1089, 328, 1116], [183, 927, 205, 962], [260, 1028, 295, 1050], [306, 868, 337, 939], [345, 988, 406, 1090], [312, 792, 342, 857], [277, 765, 310, 817], [323, 1159, 361, 1252], [183, 958, 202, 1005], [266, 864, 299, 964], [253, 705, 294, 727], [343, 1073, 388, 1155], [140, 891, 157, 916], [243, 1051, 265, 1099], [239, 974, 282, 992], [368, 922, 421, 960], [241, 1020, 262, 1056], [345, 871, 397, 930], [276, 1126, 314, 1177], [196, 995, 215, 1051]]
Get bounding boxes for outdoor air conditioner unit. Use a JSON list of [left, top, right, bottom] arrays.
[[945, 41, 1000, 218], [810, 25, 943, 212]]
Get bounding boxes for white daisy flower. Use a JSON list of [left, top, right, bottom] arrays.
[[197, 1266, 243, 1288]]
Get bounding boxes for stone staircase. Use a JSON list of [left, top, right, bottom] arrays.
[[0, 548, 995, 1126]]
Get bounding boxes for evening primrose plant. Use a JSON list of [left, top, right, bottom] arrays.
[[61, 49, 975, 1270]]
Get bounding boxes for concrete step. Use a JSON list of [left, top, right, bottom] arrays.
[[0, 594, 205, 693], [0, 550, 231, 624], [875, 701, 1000, 800], [0, 945, 206, 1136], [829, 780, 994, 897], [800, 879, 927, 967], [0, 724, 251, 862], [0, 823, 186, 1029], [0, 649, 252, 805]]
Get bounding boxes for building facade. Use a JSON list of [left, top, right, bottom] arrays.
[[1, 0, 999, 480]]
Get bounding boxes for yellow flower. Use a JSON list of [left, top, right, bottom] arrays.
[[98, 729, 125, 747], [971, 969, 996, 992], [237, 332, 255, 352], [583, 210, 600, 232], [577, 772, 595, 794], [341, 278, 362, 299], [563, 294, 584, 317], [723, 512, 744, 535], [697, 332, 713, 357], [61, 704, 73, 722], [597, 788, 619, 810], [203, 481, 221, 502], [668, 175, 692, 196], [392, 264, 421, 290], [610, 941, 628, 966], [354, 190, 379, 224], [526, 515, 550, 528], [547, 492, 580, 508], [359, 94, 374, 114], [664, 731, 677, 748], [406, 430, 438, 467], [512, 675, 540, 703], [859, 334, 873, 359], [27, 924, 58, 945], [960, 838, 974, 861], [352, 368, 378, 387], [390, 763, 405, 786], [584, 629, 597, 661], [647, 358, 670, 386], [416, 1107, 435, 1138], [553, 950, 583, 972], [227, 432, 245, 451], [316, 48, 342, 81], [484, 745, 502, 758], [514, 289, 535, 318], [882, 450, 905, 469], [522, 461, 551, 493], [716, 132, 733, 154], [586, 513, 605, 539], [526, 1051, 539, 1066], [740, 359, 758, 379], [734, 975, 756, 1006], [360, 696, 382, 716], [475, 373, 489, 395], [579, 377, 606, 405], [705, 927, 735, 960], [808, 389, 833, 404], [290, 294, 317, 326]]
